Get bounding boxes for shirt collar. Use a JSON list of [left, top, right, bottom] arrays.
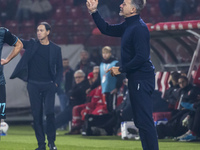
[[125, 14, 140, 25]]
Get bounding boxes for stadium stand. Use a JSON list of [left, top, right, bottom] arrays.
[[0, 0, 199, 46]]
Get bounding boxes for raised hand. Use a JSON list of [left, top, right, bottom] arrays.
[[86, 0, 98, 13]]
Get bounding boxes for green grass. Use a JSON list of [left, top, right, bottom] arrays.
[[0, 125, 199, 150]]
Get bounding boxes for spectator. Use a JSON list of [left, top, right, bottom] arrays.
[[87, 46, 123, 112], [31, 0, 52, 26], [0, 0, 8, 26], [156, 76, 195, 139], [177, 76, 194, 109], [187, 0, 198, 13], [16, 0, 33, 24], [68, 66, 100, 134], [159, 0, 174, 18], [5, 0, 17, 20], [69, 72, 101, 134], [174, 0, 189, 19], [90, 49, 101, 66], [75, 50, 96, 77], [163, 72, 181, 110], [82, 79, 133, 136], [177, 90, 200, 141], [55, 70, 90, 129], [57, 58, 74, 112]]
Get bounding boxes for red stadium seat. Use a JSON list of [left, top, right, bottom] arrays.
[[5, 20, 18, 34], [160, 72, 170, 98], [193, 65, 200, 87], [155, 72, 163, 91], [52, 7, 66, 20], [72, 35, 87, 44]]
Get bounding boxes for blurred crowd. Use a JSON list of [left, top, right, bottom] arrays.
[[159, 0, 198, 20], [52, 45, 200, 142]]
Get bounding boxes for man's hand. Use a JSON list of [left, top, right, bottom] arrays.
[[1, 59, 8, 65], [106, 67, 121, 76], [86, 0, 98, 14]]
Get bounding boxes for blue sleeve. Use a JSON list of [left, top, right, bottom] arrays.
[[120, 26, 150, 73], [92, 11, 125, 37]]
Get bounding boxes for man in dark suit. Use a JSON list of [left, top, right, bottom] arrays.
[[86, 0, 159, 150], [10, 22, 63, 150]]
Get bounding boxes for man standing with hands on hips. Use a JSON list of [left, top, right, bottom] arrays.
[[86, 0, 159, 150], [0, 27, 23, 126]]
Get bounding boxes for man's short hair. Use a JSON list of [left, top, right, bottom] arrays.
[[38, 22, 51, 32], [179, 75, 188, 82], [80, 50, 89, 55], [74, 69, 85, 77], [171, 72, 181, 83], [93, 66, 100, 70], [102, 46, 112, 53], [131, 0, 146, 14]]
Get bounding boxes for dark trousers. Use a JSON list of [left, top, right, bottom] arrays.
[[104, 93, 115, 112], [27, 82, 56, 147], [128, 77, 159, 150], [84, 113, 117, 135]]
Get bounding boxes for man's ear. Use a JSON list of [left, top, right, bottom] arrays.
[[131, 6, 136, 14], [47, 30, 50, 36]]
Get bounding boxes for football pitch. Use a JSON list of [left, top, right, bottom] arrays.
[[0, 125, 199, 150]]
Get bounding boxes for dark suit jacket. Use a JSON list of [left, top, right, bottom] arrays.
[[10, 38, 63, 86]]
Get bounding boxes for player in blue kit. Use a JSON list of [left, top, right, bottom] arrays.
[[0, 27, 23, 124]]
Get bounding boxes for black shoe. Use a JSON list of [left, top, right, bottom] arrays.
[[48, 143, 57, 150]]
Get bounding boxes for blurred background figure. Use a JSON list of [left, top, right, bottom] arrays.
[[57, 58, 74, 112], [16, 0, 33, 24], [75, 50, 96, 77]]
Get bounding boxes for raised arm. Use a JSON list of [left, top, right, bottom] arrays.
[[86, 0, 124, 37]]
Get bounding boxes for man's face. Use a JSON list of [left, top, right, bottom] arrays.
[[119, 0, 136, 18], [37, 25, 49, 41], [80, 52, 89, 62], [74, 73, 84, 84], [102, 51, 111, 60], [63, 59, 69, 68], [178, 78, 188, 89], [93, 68, 99, 82]]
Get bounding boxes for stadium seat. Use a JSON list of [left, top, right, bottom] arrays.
[[68, 7, 83, 19], [21, 20, 35, 34], [193, 65, 200, 86], [72, 35, 87, 44], [52, 7, 66, 20], [160, 72, 170, 98], [5, 20, 18, 34], [155, 72, 163, 91]]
